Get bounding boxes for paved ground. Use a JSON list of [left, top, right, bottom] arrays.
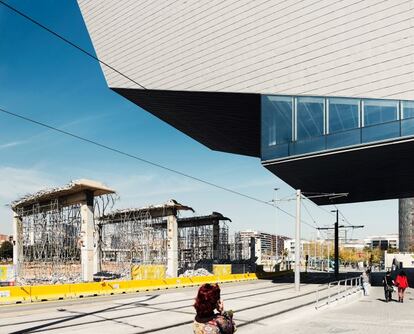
[[276, 285, 414, 334], [0, 275, 411, 334]]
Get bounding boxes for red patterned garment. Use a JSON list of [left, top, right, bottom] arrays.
[[395, 275, 409, 289], [193, 313, 236, 334]]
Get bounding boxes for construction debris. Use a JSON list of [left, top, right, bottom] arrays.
[[179, 268, 213, 277]]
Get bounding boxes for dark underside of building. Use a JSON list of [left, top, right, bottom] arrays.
[[113, 88, 414, 206]]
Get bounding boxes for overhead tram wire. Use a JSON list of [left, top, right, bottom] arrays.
[[0, 107, 317, 230], [301, 193, 355, 227], [0, 0, 146, 90], [333, 204, 353, 227], [301, 199, 320, 229], [0, 1, 320, 229], [302, 196, 337, 218]]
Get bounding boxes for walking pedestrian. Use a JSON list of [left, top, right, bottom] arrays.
[[382, 270, 394, 302], [193, 283, 236, 334], [361, 270, 370, 296], [394, 270, 409, 303]]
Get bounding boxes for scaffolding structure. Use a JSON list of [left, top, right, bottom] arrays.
[[100, 209, 231, 277], [177, 213, 230, 272], [11, 183, 233, 282], [16, 200, 82, 285], [178, 225, 214, 270], [11, 179, 116, 285], [98, 208, 168, 278]]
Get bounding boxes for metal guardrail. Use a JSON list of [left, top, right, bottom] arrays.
[[315, 276, 362, 309]]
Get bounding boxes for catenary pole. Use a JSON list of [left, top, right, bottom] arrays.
[[274, 187, 279, 266], [295, 189, 301, 292], [334, 209, 339, 277]]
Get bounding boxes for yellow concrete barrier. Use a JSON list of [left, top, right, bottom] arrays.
[[131, 265, 166, 280], [30, 284, 72, 301], [0, 270, 292, 305], [0, 285, 31, 303], [164, 277, 195, 288], [128, 278, 167, 292], [70, 282, 106, 297], [213, 264, 232, 276]]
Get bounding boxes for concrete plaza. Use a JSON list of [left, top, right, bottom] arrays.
[[0, 277, 412, 334]]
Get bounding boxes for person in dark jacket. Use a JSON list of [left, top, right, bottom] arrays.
[[382, 270, 394, 302]]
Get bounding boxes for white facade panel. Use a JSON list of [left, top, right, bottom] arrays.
[[78, 0, 414, 99]]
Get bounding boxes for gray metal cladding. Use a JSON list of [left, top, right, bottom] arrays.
[[78, 0, 414, 99]]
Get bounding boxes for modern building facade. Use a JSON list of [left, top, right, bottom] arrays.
[[78, 1, 414, 246], [364, 234, 399, 250]]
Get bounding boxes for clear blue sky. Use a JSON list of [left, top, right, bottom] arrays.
[[0, 0, 397, 240]]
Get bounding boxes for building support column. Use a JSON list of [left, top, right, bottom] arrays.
[[166, 214, 178, 277], [13, 213, 23, 280], [80, 191, 95, 282], [93, 223, 102, 274], [212, 221, 220, 260], [399, 198, 414, 252]]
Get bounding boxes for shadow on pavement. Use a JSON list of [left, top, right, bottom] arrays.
[[256, 271, 362, 285]]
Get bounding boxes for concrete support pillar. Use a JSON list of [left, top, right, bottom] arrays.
[[80, 191, 95, 282], [212, 221, 220, 260], [255, 238, 262, 265], [249, 236, 255, 262], [13, 213, 23, 279], [399, 198, 414, 252], [93, 224, 102, 274], [166, 214, 178, 278]]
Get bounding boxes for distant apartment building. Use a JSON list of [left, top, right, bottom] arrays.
[[284, 239, 311, 262], [364, 234, 399, 250], [234, 230, 290, 264], [341, 240, 366, 251]]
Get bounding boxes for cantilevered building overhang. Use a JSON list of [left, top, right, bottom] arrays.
[[78, 1, 414, 205]]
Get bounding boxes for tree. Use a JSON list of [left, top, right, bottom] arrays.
[[386, 247, 399, 254], [0, 241, 13, 260], [370, 247, 383, 264]]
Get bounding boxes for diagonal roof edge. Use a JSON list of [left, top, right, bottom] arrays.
[[100, 199, 194, 221], [11, 179, 116, 210], [177, 211, 231, 223]]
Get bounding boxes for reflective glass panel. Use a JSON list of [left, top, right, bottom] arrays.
[[326, 129, 360, 149], [291, 136, 326, 155], [401, 118, 414, 136], [364, 99, 398, 126], [361, 121, 400, 143], [297, 97, 324, 140], [262, 96, 292, 146], [402, 101, 414, 119], [328, 98, 359, 133], [262, 143, 290, 161]]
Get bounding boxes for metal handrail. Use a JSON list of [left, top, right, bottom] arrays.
[[315, 276, 362, 309]]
